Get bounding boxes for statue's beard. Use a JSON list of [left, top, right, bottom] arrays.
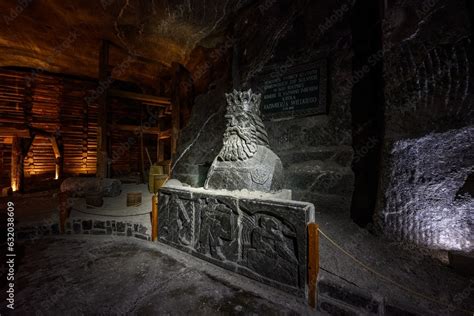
[[218, 126, 257, 161]]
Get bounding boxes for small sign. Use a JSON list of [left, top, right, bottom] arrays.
[[258, 60, 327, 120]]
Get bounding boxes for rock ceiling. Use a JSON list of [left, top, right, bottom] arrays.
[[0, 0, 249, 86]]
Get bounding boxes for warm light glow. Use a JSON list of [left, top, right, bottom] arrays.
[[11, 174, 18, 191], [55, 165, 60, 180]]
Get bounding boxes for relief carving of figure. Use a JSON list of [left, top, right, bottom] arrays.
[[246, 215, 299, 286], [197, 200, 238, 261]]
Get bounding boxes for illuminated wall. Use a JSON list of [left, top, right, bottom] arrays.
[[379, 126, 474, 251]]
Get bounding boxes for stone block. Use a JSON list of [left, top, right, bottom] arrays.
[[138, 225, 148, 235], [117, 222, 125, 232], [158, 186, 315, 297], [134, 234, 148, 240], [51, 224, 59, 235], [93, 221, 105, 229], [318, 279, 379, 314], [73, 223, 81, 234], [82, 220, 92, 230]]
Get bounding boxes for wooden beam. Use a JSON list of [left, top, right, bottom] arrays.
[[152, 194, 158, 241], [107, 41, 167, 67], [112, 124, 171, 137], [49, 136, 62, 180], [140, 104, 146, 183], [108, 89, 171, 106], [2, 137, 13, 144], [49, 137, 60, 159], [171, 62, 182, 156], [11, 137, 22, 192], [0, 128, 31, 138], [96, 39, 110, 179], [308, 223, 319, 308]]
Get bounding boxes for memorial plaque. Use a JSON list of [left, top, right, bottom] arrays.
[[258, 60, 327, 120]]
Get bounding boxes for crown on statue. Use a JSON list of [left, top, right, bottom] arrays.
[[225, 89, 261, 114]]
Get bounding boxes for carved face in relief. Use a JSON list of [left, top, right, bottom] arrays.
[[218, 110, 258, 161]]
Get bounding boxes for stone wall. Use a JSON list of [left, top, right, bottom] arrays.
[[377, 0, 474, 251]]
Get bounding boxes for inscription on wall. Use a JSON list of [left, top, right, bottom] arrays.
[[258, 61, 327, 120]]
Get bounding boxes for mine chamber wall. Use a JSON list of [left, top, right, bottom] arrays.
[[377, 0, 474, 252]]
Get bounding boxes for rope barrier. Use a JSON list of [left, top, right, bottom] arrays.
[[317, 228, 474, 315]]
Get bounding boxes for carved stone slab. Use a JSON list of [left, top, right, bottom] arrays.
[[158, 185, 315, 297]]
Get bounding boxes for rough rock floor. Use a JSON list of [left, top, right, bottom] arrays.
[[0, 235, 312, 315], [2, 187, 473, 315]]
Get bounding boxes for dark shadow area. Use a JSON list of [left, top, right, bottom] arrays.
[[350, 0, 385, 227]]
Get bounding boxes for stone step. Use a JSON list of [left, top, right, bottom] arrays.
[[285, 160, 354, 196], [292, 190, 352, 214], [277, 145, 353, 168]]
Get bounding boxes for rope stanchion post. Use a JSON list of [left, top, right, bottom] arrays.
[[151, 193, 158, 241], [307, 222, 319, 308]]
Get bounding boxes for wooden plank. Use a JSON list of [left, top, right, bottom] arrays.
[[308, 223, 319, 308], [152, 194, 158, 241], [10, 137, 22, 191], [108, 89, 171, 106], [0, 127, 31, 137]]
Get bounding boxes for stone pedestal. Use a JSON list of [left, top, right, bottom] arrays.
[[158, 184, 315, 297]]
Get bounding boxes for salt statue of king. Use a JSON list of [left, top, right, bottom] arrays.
[[204, 89, 283, 192]]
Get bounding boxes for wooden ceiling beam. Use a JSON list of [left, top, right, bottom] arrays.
[[0, 127, 31, 138], [112, 124, 171, 138], [108, 89, 171, 106]]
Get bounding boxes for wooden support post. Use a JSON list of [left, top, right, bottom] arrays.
[[0, 146, 3, 187], [10, 137, 22, 192], [171, 63, 182, 158], [140, 104, 146, 183], [50, 136, 61, 180], [158, 139, 165, 162], [308, 223, 319, 308], [156, 134, 160, 162], [58, 192, 70, 234], [151, 194, 158, 241], [96, 39, 110, 178]]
